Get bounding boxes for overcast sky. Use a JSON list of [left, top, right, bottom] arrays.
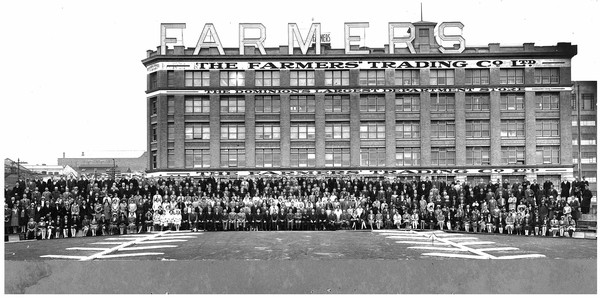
[[1, 0, 598, 166]]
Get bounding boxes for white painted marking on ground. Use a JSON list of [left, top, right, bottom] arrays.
[[118, 235, 150, 237], [422, 252, 488, 259], [40, 255, 85, 260], [119, 245, 177, 251], [79, 231, 170, 261], [426, 233, 465, 237], [65, 247, 108, 251], [90, 242, 126, 245], [95, 252, 165, 259], [478, 247, 519, 252], [408, 247, 465, 251]]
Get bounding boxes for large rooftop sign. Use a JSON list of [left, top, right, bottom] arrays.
[[159, 22, 466, 56]]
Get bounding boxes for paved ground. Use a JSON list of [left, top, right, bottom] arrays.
[[4, 229, 597, 294]]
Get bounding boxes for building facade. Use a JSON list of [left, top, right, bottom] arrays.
[[572, 81, 597, 194], [57, 151, 148, 178], [143, 21, 577, 184]]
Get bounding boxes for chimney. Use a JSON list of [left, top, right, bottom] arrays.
[[82, 152, 85, 157], [63, 152, 65, 158]]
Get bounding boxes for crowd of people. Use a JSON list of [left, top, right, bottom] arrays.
[[4, 174, 594, 240]]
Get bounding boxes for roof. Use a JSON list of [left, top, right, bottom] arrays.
[[60, 150, 146, 159]]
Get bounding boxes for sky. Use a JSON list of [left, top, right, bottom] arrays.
[[1, 0, 599, 166]]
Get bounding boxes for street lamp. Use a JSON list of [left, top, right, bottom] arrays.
[[112, 158, 117, 180]]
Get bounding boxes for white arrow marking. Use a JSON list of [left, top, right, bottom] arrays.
[[496, 254, 546, 259], [79, 231, 170, 261], [90, 242, 126, 245]]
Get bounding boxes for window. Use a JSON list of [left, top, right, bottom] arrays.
[[360, 122, 385, 139], [151, 125, 157, 142], [255, 124, 281, 140], [394, 70, 420, 86], [536, 146, 560, 164], [290, 71, 315, 86], [419, 28, 429, 37], [290, 95, 315, 113], [581, 152, 597, 164], [573, 120, 596, 126], [167, 123, 175, 140], [167, 70, 175, 87], [167, 96, 175, 114], [501, 147, 525, 165], [185, 149, 210, 168], [325, 148, 350, 167], [151, 151, 157, 169], [500, 120, 525, 138], [220, 149, 246, 167], [324, 95, 350, 113], [255, 71, 280, 87], [290, 148, 316, 167], [256, 149, 281, 167], [573, 139, 597, 146], [465, 69, 490, 85], [536, 120, 559, 137], [220, 71, 245, 87], [359, 70, 385, 86], [184, 71, 210, 87], [185, 96, 210, 113], [466, 120, 490, 138], [395, 121, 420, 139], [360, 148, 386, 167], [534, 68, 560, 84], [500, 69, 524, 84], [150, 98, 157, 115], [255, 96, 280, 113], [396, 148, 420, 166], [500, 93, 525, 110], [360, 94, 385, 112], [536, 93, 559, 110], [429, 69, 454, 85], [220, 124, 246, 140], [325, 70, 350, 86], [167, 149, 175, 168], [291, 123, 315, 139], [149, 72, 158, 89], [466, 147, 490, 165], [220, 96, 245, 113], [431, 121, 455, 138], [582, 94, 596, 111], [431, 94, 455, 112], [395, 94, 420, 112], [465, 94, 490, 111], [431, 147, 456, 166], [325, 123, 350, 139], [185, 124, 210, 140]]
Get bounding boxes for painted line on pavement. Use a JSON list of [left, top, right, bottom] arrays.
[[408, 247, 465, 251], [119, 245, 177, 251], [95, 252, 165, 259], [66, 247, 108, 251]]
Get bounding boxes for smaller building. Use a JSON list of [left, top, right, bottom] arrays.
[[57, 151, 148, 179], [23, 164, 78, 180]]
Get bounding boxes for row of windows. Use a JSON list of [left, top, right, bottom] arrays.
[[157, 118, 561, 142], [153, 68, 561, 88], [161, 145, 562, 169], [152, 92, 564, 116]]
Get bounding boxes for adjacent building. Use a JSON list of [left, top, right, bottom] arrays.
[[143, 20, 579, 185], [572, 81, 597, 194]]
